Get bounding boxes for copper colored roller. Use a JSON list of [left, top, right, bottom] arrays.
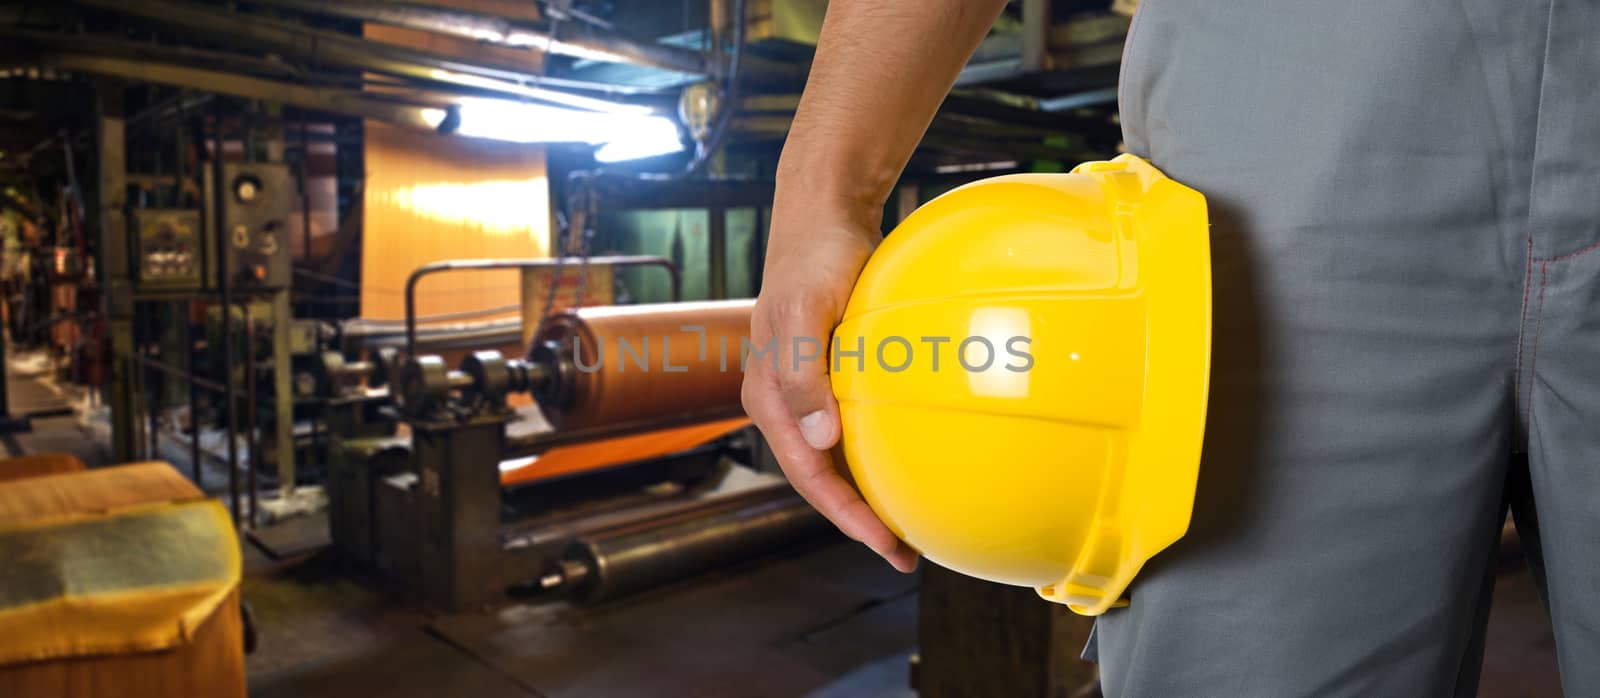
[[529, 300, 754, 430]]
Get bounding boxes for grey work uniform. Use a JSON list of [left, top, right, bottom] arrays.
[[1088, 1, 1600, 695]]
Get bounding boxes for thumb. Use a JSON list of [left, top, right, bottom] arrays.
[[777, 334, 840, 450]]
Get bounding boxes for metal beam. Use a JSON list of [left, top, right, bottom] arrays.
[[241, 0, 713, 77], [75, 0, 666, 100], [396, 0, 543, 24], [96, 85, 142, 462], [0, 26, 308, 83], [586, 176, 773, 210], [273, 289, 295, 496], [36, 53, 437, 127], [708, 208, 727, 300], [1022, 0, 1051, 73]]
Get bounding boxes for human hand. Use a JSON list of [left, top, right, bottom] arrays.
[[743, 203, 919, 573]]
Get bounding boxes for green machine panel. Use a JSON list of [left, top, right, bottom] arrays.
[[132, 209, 206, 290]]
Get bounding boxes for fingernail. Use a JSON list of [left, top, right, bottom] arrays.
[[798, 410, 831, 449]]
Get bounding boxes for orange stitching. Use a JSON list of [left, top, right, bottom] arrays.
[[1533, 239, 1600, 263]]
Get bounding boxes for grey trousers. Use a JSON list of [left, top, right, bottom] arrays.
[[1089, 1, 1600, 695]]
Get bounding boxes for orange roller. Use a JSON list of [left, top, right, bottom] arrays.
[[530, 300, 754, 431]]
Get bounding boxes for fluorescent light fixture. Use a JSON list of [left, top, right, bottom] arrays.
[[419, 108, 450, 129], [594, 133, 685, 163], [425, 98, 686, 163]]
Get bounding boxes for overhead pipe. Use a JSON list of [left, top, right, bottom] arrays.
[[74, 0, 669, 101], [241, 0, 714, 77], [35, 53, 437, 126]]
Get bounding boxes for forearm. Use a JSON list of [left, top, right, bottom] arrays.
[[750, 1, 996, 573], [774, 0, 1007, 226]]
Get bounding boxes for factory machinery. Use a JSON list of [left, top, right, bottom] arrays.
[[317, 295, 833, 612]]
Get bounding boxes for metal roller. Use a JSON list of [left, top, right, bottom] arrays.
[[398, 355, 457, 414], [400, 349, 552, 415], [459, 350, 509, 408], [316, 346, 399, 395], [534, 486, 831, 603], [528, 300, 754, 430]]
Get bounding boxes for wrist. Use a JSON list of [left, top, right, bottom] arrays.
[[775, 139, 898, 213], [770, 193, 884, 253], [775, 173, 887, 246]]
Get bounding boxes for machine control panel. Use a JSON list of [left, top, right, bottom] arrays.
[[132, 209, 205, 289], [217, 163, 292, 290]]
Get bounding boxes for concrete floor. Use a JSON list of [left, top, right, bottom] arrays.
[[228, 544, 1558, 698], [0, 353, 1566, 696], [240, 542, 918, 698]]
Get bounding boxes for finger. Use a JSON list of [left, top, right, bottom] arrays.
[[764, 299, 842, 451], [829, 444, 919, 572], [744, 370, 917, 572]]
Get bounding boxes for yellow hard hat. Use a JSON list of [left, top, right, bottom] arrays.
[[832, 154, 1211, 616]]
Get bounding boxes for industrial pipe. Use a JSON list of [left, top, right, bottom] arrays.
[[536, 487, 831, 603], [240, 0, 713, 77], [75, 0, 669, 100]]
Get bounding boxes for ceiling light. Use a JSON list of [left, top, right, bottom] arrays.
[[425, 98, 686, 163]]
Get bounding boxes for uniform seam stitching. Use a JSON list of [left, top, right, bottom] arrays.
[[1524, 263, 1548, 427], [1532, 239, 1600, 263], [1514, 0, 1557, 443], [1513, 236, 1532, 412]]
